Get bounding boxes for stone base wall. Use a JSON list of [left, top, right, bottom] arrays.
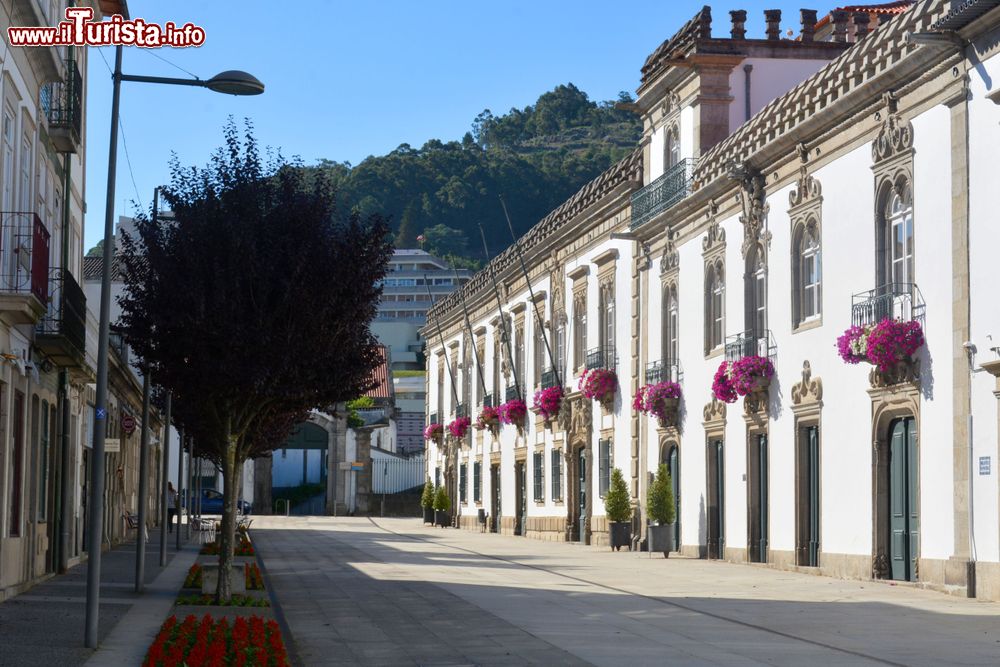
[[590, 516, 609, 548], [525, 517, 567, 542], [975, 561, 1000, 602]]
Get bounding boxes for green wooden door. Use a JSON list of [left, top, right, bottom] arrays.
[[490, 464, 500, 533], [807, 426, 820, 567], [715, 440, 725, 558], [668, 446, 680, 551], [757, 434, 769, 563], [578, 449, 587, 543], [889, 418, 918, 581], [515, 462, 526, 536]]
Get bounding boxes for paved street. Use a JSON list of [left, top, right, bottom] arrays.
[[251, 516, 1000, 666]]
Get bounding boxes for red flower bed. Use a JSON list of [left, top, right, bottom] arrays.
[[144, 614, 289, 667]]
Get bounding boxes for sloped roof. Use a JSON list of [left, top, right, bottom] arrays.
[[641, 6, 712, 85], [363, 346, 394, 402]]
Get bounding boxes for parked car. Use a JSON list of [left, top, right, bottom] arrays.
[[183, 488, 252, 515]]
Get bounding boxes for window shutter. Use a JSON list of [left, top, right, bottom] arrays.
[[551, 449, 562, 500]]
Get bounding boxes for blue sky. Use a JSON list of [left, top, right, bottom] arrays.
[[83, 1, 824, 251]]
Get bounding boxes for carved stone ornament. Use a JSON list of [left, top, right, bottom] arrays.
[[743, 388, 769, 418], [703, 398, 726, 423], [791, 361, 823, 406], [788, 166, 822, 208], [733, 164, 770, 258], [869, 357, 920, 389], [551, 262, 566, 326], [872, 91, 913, 164], [660, 234, 679, 274], [571, 396, 592, 440], [557, 397, 573, 434], [660, 90, 681, 117], [702, 219, 725, 253]]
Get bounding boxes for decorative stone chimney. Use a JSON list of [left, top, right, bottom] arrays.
[[764, 9, 782, 40], [698, 7, 712, 38], [800, 9, 817, 42], [730, 9, 747, 40], [854, 11, 871, 40], [831, 10, 849, 42]]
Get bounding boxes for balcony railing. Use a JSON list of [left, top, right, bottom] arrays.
[[41, 59, 82, 153], [483, 392, 494, 408], [540, 368, 559, 389], [585, 345, 617, 371], [630, 158, 696, 230], [429, 412, 438, 426], [0, 212, 50, 304], [109, 328, 130, 368], [505, 385, 520, 402], [725, 329, 776, 362], [455, 403, 466, 418], [645, 359, 682, 384], [35, 267, 87, 361], [851, 282, 925, 328]]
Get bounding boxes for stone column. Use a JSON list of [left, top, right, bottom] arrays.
[[729, 10, 747, 40], [764, 9, 781, 41], [800, 9, 817, 42]]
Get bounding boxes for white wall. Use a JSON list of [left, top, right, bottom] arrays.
[[728, 58, 832, 133]]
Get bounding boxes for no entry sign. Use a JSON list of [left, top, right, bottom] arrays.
[[121, 414, 137, 435]]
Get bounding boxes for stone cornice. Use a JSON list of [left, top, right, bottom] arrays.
[[567, 265, 590, 281], [592, 248, 619, 267]]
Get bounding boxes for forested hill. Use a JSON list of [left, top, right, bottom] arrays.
[[313, 84, 641, 269]]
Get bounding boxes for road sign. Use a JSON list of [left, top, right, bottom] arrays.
[[105, 438, 121, 453], [121, 414, 137, 435]]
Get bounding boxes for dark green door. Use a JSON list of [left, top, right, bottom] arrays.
[[490, 464, 500, 533], [756, 434, 769, 563], [708, 440, 724, 559], [578, 448, 587, 542], [668, 446, 680, 551], [807, 426, 820, 567], [889, 418, 918, 581], [515, 462, 526, 536]]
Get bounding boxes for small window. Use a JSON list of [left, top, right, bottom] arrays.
[[887, 190, 914, 286], [533, 451, 544, 501], [534, 318, 546, 384], [801, 226, 821, 322], [705, 263, 725, 352], [555, 322, 566, 383], [599, 439, 611, 497], [663, 284, 678, 364], [573, 299, 587, 371], [665, 124, 680, 170]]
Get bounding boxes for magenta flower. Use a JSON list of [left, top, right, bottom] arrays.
[[864, 318, 924, 371], [712, 362, 738, 403], [578, 368, 617, 404], [447, 417, 471, 439], [423, 423, 443, 441], [497, 399, 527, 425], [475, 405, 499, 431], [730, 355, 774, 395], [634, 381, 682, 423], [532, 386, 564, 421]]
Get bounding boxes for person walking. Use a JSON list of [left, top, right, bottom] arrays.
[[167, 482, 178, 533]]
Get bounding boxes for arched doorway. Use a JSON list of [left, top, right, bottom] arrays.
[[871, 400, 920, 582]]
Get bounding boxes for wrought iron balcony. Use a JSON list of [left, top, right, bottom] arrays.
[[851, 283, 925, 328], [505, 385, 520, 402], [540, 368, 560, 389], [645, 359, 682, 384], [455, 403, 467, 418], [35, 268, 87, 369], [0, 212, 50, 323], [483, 392, 494, 408], [630, 158, 696, 230], [109, 328, 130, 369], [725, 329, 776, 362], [42, 59, 82, 153], [585, 345, 616, 371]]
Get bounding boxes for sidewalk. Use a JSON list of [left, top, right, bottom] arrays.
[[0, 524, 198, 667]]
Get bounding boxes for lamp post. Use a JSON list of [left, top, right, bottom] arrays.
[[84, 44, 263, 649]]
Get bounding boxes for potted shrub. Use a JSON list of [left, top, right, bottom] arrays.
[[604, 468, 633, 551], [531, 385, 564, 423], [433, 484, 451, 527], [579, 368, 617, 409], [646, 463, 676, 557], [420, 478, 435, 524]]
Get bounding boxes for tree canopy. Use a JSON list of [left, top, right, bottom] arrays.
[[118, 120, 393, 599]]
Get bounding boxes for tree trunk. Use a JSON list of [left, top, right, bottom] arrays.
[[216, 432, 239, 603]]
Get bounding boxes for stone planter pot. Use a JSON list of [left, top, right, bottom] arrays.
[[609, 522, 632, 551], [423, 507, 434, 524], [647, 523, 675, 557], [435, 510, 451, 527]]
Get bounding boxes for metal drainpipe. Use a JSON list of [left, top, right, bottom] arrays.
[[744, 64, 753, 123]]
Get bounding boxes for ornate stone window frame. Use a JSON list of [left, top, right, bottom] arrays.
[[789, 151, 823, 332], [569, 265, 590, 376], [703, 216, 726, 357], [791, 361, 823, 567], [871, 91, 915, 289], [594, 249, 618, 357], [660, 235, 680, 367]]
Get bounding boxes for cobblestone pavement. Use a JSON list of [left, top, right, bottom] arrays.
[[252, 516, 1000, 666]]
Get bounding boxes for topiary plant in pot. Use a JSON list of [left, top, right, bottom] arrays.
[[433, 484, 452, 527], [420, 478, 435, 524], [604, 468, 633, 551], [646, 463, 676, 557]]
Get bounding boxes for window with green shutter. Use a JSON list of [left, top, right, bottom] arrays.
[[599, 439, 611, 497], [533, 451, 544, 501], [473, 461, 482, 502], [551, 449, 562, 500]]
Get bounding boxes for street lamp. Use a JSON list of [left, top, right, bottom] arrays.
[[85, 44, 263, 649]]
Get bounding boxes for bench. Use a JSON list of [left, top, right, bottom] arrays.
[[122, 511, 148, 542]]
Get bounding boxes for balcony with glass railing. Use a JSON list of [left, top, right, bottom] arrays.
[[725, 329, 776, 363], [851, 283, 925, 327], [630, 158, 696, 230]]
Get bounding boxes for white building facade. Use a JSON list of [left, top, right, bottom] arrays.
[[424, 1, 1000, 600]]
